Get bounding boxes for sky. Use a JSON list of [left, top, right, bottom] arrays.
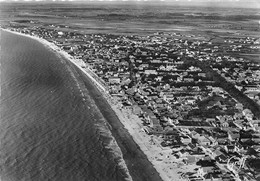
[[0, 0, 257, 1], [0, 0, 258, 2], [0, 0, 259, 9]]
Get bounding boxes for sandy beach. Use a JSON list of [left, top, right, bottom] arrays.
[[2, 28, 193, 181]]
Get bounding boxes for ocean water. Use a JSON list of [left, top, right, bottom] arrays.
[[0, 30, 131, 181]]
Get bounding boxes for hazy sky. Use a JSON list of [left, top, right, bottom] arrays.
[[0, 0, 259, 9]]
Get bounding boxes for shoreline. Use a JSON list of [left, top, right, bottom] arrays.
[[2, 28, 185, 181]]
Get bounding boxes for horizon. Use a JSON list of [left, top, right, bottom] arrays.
[[0, 0, 260, 9]]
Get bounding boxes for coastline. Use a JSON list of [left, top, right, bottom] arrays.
[[2, 28, 185, 181]]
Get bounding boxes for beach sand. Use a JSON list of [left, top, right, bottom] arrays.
[[2, 29, 193, 181]]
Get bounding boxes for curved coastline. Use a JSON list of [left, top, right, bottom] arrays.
[[1, 28, 180, 181]]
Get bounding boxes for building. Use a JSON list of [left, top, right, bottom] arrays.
[[108, 77, 121, 85]]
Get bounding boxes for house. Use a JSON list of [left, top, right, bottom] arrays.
[[125, 90, 135, 98], [180, 136, 192, 145], [235, 142, 243, 152], [206, 118, 216, 123], [143, 108, 163, 133], [132, 104, 142, 115], [228, 131, 240, 141], [216, 115, 225, 122], [177, 149, 188, 158], [191, 131, 201, 139], [233, 112, 243, 119], [216, 136, 228, 144], [187, 143, 197, 150], [224, 145, 239, 153], [197, 166, 215, 178], [149, 125, 163, 134], [186, 98, 196, 105], [144, 69, 158, 75], [202, 147, 214, 157], [245, 114, 254, 122], [183, 77, 194, 82], [198, 73, 206, 77], [252, 120, 260, 130], [208, 136, 218, 146], [242, 109, 253, 117], [150, 116, 162, 129], [216, 154, 229, 163], [235, 103, 243, 110], [163, 129, 179, 139], [221, 121, 229, 128], [190, 147, 205, 158], [222, 172, 235, 181], [109, 85, 121, 95], [214, 129, 228, 144], [198, 136, 211, 146], [212, 148, 224, 159], [233, 119, 245, 130], [143, 108, 153, 120], [108, 77, 121, 85], [184, 155, 197, 165], [252, 136, 260, 143], [204, 173, 222, 181]]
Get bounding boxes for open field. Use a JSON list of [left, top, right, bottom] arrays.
[[1, 2, 260, 37]]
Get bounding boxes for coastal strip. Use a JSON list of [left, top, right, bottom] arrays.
[[1, 28, 183, 181]]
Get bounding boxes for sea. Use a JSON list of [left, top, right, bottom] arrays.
[[0, 30, 131, 181]]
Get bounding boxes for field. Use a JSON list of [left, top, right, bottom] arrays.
[[1, 2, 260, 38]]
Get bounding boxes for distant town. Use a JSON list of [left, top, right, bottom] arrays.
[[2, 21, 260, 181]]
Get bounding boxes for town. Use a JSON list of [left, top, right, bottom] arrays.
[[3, 22, 260, 181]]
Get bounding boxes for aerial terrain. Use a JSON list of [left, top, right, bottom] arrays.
[[0, 1, 260, 181]]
